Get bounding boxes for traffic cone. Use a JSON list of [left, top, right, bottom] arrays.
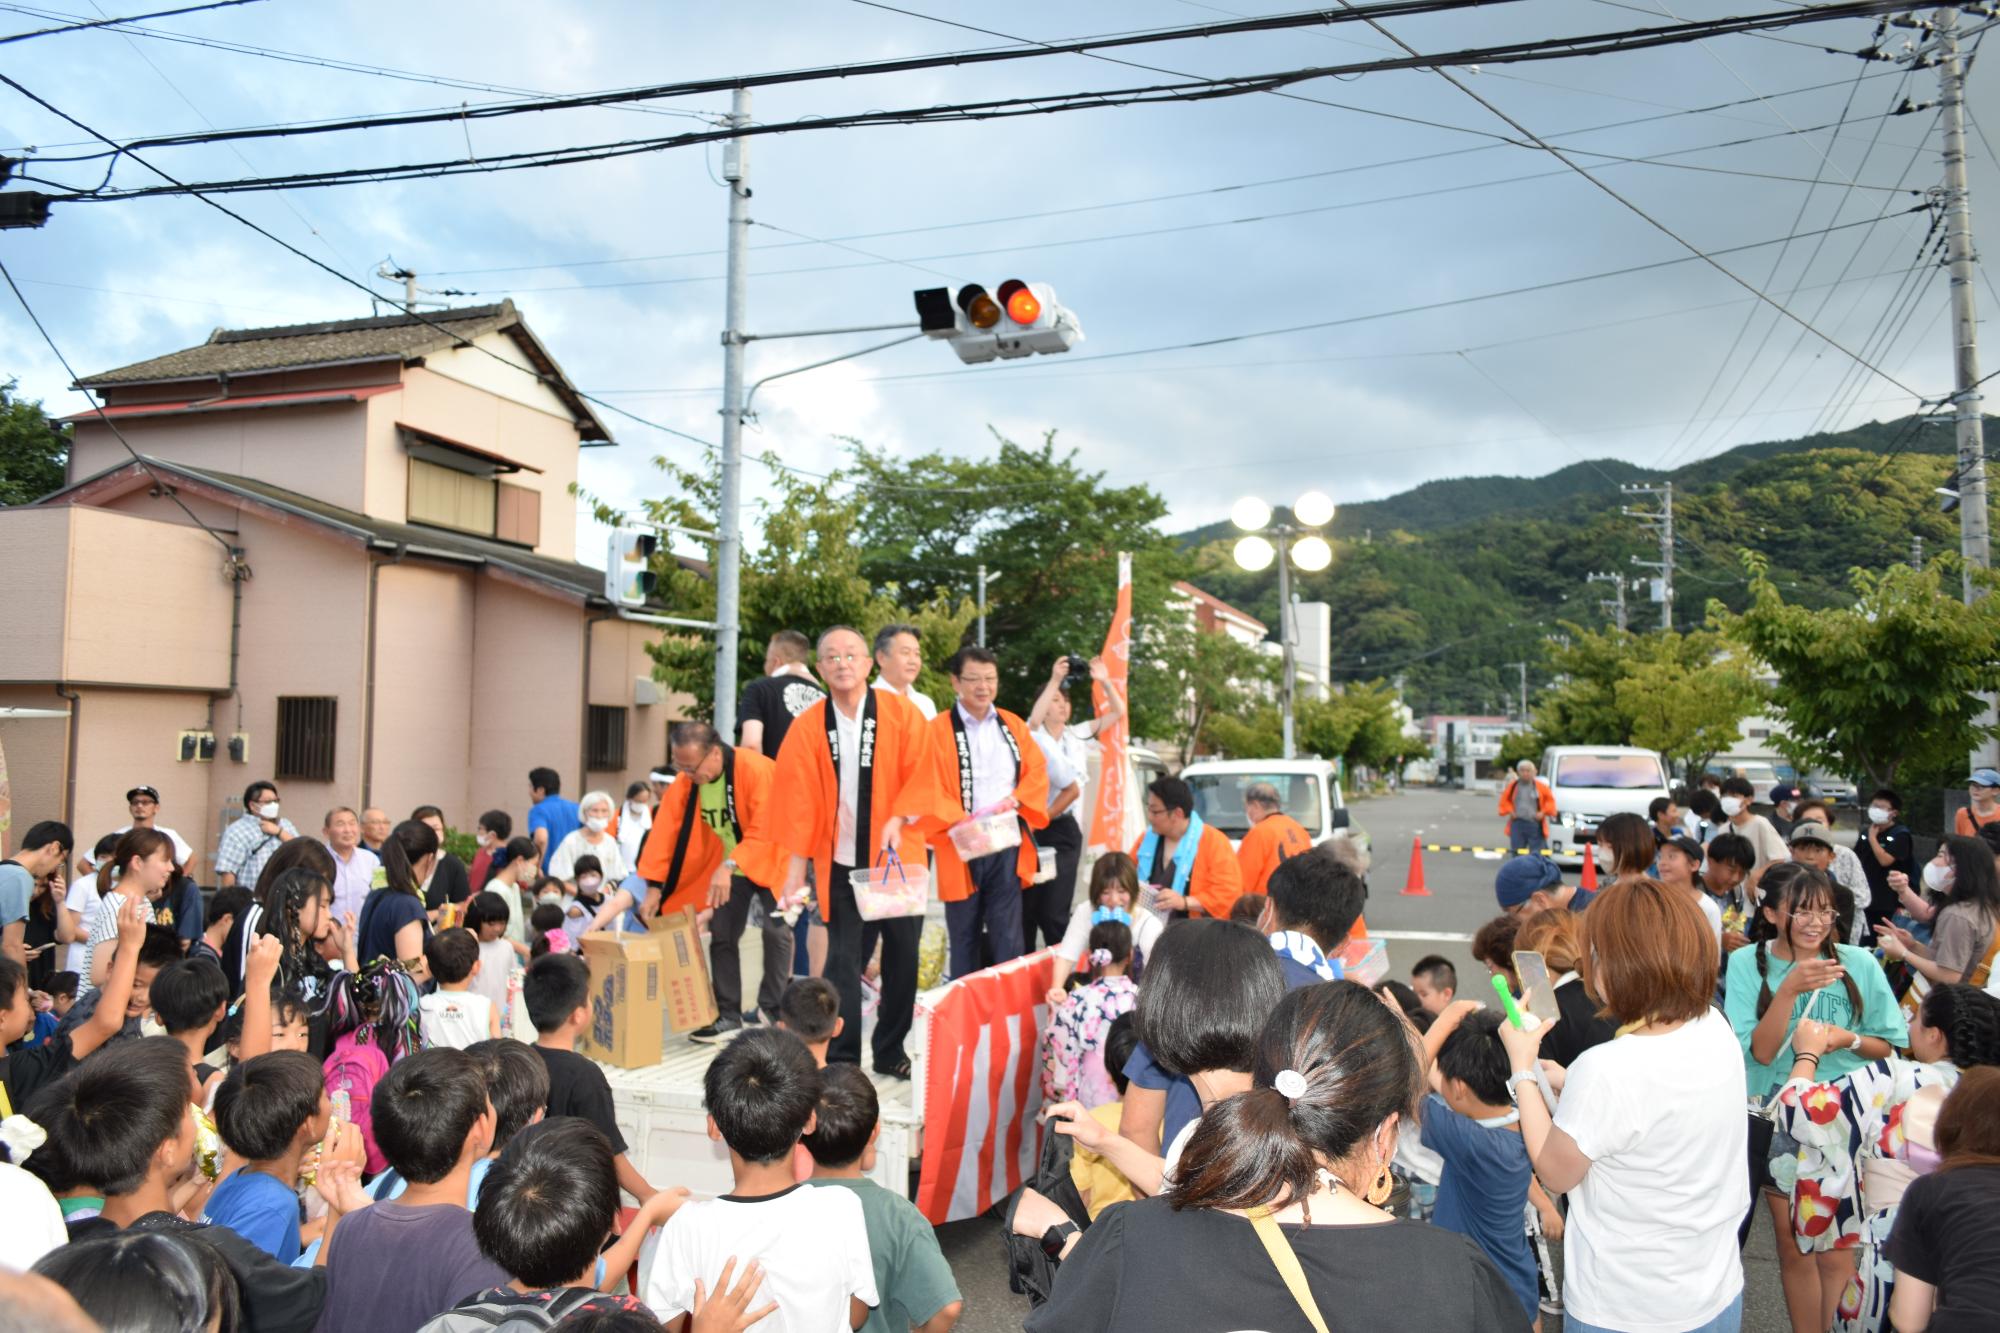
[[1579, 842, 1599, 892], [1401, 835, 1431, 897]]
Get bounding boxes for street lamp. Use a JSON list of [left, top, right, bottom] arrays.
[[1232, 490, 1335, 759]]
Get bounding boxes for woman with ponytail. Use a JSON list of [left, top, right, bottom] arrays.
[[1769, 984, 2000, 1332], [1041, 915, 1139, 1107], [355, 820, 439, 982], [1028, 981, 1528, 1332]]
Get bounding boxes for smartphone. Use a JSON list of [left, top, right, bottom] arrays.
[[1512, 950, 1561, 1025]]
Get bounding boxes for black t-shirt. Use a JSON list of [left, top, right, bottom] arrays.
[[424, 853, 473, 911], [1543, 978, 1619, 1069], [1884, 1164, 2000, 1333], [737, 673, 826, 757], [535, 1045, 628, 1154], [1026, 1197, 1530, 1333], [1856, 823, 1915, 921], [2, 1030, 77, 1112], [70, 1212, 326, 1333], [25, 901, 57, 988]]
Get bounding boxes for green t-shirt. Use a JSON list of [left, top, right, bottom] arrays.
[[698, 778, 738, 859], [810, 1177, 960, 1333], [1723, 941, 1907, 1099]]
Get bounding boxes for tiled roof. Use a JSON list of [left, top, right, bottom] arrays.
[[73, 301, 610, 442]]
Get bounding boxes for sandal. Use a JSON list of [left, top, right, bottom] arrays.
[[873, 1056, 912, 1080]]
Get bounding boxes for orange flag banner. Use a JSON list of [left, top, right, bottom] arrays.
[[1088, 552, 1132, 853]]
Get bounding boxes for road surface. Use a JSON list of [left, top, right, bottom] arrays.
[[939, 785, 1793, 1333]]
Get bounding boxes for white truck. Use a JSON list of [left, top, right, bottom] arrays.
[[1179, 757, 1360, 852], [1539, 745, 1671, 865]]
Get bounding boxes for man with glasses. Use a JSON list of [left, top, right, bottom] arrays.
[[215, 780, 297, 890], [1134, 774, 1242, 921], [771, 625, 945, 1075], [638, 720, 785, 1045], [925, 646, 1050, 983], [113, 784, 194, 872]]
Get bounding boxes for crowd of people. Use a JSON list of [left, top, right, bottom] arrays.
[[5, 627, 2000, 1331]]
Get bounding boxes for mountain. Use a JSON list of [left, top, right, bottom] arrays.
[[1174, 415, 1979, 716]]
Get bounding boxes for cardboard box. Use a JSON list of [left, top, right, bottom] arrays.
[[648, 908, 720, 1035], [580, 929, 666, 1068]]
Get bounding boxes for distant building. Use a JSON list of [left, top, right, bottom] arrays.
[[1173, 581, 1267, 648], [1421, 714, 1528, 785], [0, 302, 691, 875]]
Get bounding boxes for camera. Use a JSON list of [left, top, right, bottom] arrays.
[[1061, 654, 1091, 689]]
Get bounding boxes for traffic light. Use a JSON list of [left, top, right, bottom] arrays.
[[605, 526, 659, 607], [914, 280, 1083, 364]]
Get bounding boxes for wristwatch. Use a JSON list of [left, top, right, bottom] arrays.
[[1040, 1221, 1080, 1259], [1507, 1070, 1540, 1104]]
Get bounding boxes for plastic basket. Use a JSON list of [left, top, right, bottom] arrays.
[[1337, 936, 1389, 987], [1032, 845, 1058, 885], [948, 810, 1022, 861], [852, 860, 930, 921]]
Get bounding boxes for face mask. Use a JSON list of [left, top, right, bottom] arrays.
[[1924, 862, 1954, 892], [585, 817, 609, 833], [1719, 797, 1744, 818], [1867, 806, 1891, 825], [257, 802, 280, 819], [477, 831, 496, 848], [576, 875, 602, 895], [537, 890, 564, 906]]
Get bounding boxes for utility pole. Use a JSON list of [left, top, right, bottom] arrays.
[[976, 564, 990, 647], [1587, 571, 1629, 632], [713, 88, 752, 742], [1912, 534, 1926, 569], [1939, 7, 1990, 598], [1503, 661, 1528, 721], [1278, 555, 1297, 759], [1622, 481, 1675, 632]]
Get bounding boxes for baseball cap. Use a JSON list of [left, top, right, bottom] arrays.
[[1967, 768, 2000, 788], [125, 785, 161, 803], [1787, 823, 1834, 849], [1495, 854, 1563, 909], [1665, 835, 1705, 864], [1768, 784, 1800, 805]]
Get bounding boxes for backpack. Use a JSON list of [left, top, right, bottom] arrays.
[[1001, 1114, 1092, 1308], [323, 1030, 391, 1175], [418, 1288, 644, 1331]]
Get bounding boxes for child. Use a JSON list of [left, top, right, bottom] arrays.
[[463, 891, 519, 1024], [527, 902, 568, 958], [204, 1050, 333, 1263], [777, 977, 843, 1066], [468, 810, 512, 895], [323, 958, 425, 1175], [371, 1036, 552, 1207], [45, 970, 78, 1020], [1420, 1001, 1539, 1328], [1066, 1013, 1142, 1220], [486, 838, 541, 953], [314, 1048, 509, 1330], [421, 928, 499, 1049], [1, 893, 146, 1113], [419, 1118, 687, 1330], [1046, 852, 1163, 1005], [195, 885, 252, 969], [1228, 892, 1268, 928], [38, 1036, 344, 1333], [147, 957, 230, 1097], [642, 1029, 878, 1329], [805, 1063, 963, 1333], [1041, 917, 1137, 1107], [1411, 955, 1458, 1016], [524, 952, 658, 1204]]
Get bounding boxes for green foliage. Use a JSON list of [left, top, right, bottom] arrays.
[[441, 825, 480, 865], [0, 379, 70, 505], [1497, 730, 1542, 770], [1717, 557, 2000, 789], [1174, 631, 1277, 764], [1613, 649, 1764, 777], [1522, 625, 1761, 775]]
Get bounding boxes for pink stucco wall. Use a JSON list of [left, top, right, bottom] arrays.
[[367, 561, 477, 826], [69, 401, 370, 510]]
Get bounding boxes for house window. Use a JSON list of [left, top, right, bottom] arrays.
[[495, 481, 541, 547], [587, 705, 628, 771], [275, 696, 337, 782], [408, 457, 498, 536]]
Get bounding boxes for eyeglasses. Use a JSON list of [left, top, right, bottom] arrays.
[[820, 653, 861, 666], [1786, 908, 1837, 924]]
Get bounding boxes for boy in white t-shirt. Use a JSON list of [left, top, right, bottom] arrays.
[[419, 928, 498, 1050], [643, 1028, 878, 1331]]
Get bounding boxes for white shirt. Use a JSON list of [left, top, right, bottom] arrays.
[[549, 829, 629, 884], [1056, 899, 1164, 967], [0, 1162, 67, 1272], [642, 1185, 878, 1333], [1034, 726, 1092, 827], [418, 989, 493, 1050], [833, 696, 864, 867], [874, 678, 938, 721], [113, 823, 194, 866], [79, 888, 155, 995], [1690, 887, 1723, 950], [616, 802, 653, 867], [954, 703, 1015, 814], [62, 871, 100, 973], [1554, 1009, 1748, 1332]]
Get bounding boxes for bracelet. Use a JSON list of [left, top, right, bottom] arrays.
[[1794, 1052, 1820, 1067], [1510, 1070, 1541, 1087]]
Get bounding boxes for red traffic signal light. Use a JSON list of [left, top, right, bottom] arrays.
[[997, 278, 1040, 325], [956, 284, 1001, 330]]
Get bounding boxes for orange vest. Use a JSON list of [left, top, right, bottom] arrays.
[[770, 691, 945, 922], [1132, 822, 1243, 920], [634, 746, 780, 918], [1498, 776, 1556, 836], [1237, 812, 1312, 896], [925, 706, 1050, 903]]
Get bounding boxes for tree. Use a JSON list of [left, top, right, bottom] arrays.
[[1614, 649, 1763, 777], [1718, 556, 2000, 788], [0, 380, 69, 505], [1174, 632, 1277, 764], [1529, 625, 1760, 769]]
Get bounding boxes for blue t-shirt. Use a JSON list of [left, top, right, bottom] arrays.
[[528, 796, 581, 871], [1422, 1093, 1536, 1319], [0, 862, 32, 933], [203, 1167, 302, 1263], [1122, 1042, 1202, 1150]]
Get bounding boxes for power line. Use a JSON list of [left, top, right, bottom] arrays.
[[0, 0, 256, 43]]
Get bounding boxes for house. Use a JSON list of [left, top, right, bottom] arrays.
[[0, 302, 692, 876]]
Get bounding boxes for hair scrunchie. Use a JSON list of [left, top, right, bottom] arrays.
[[1088, 947, 1114, 968]]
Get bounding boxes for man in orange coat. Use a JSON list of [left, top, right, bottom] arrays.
[[1497, 758, 1557, 855], [926, 645, 1049, 982], [1133, 774, 1242, 920], [637, 720, 783, 1044], [1235, 780, 1311, 896], [772, 625, 945, 1075]]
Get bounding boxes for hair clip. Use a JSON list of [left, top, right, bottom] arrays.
[[1090, 905, 1132, 927], [1273, 1068, 1310, 1102]]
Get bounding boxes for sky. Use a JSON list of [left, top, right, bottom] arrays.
[[2, 0, 1995, 572]]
